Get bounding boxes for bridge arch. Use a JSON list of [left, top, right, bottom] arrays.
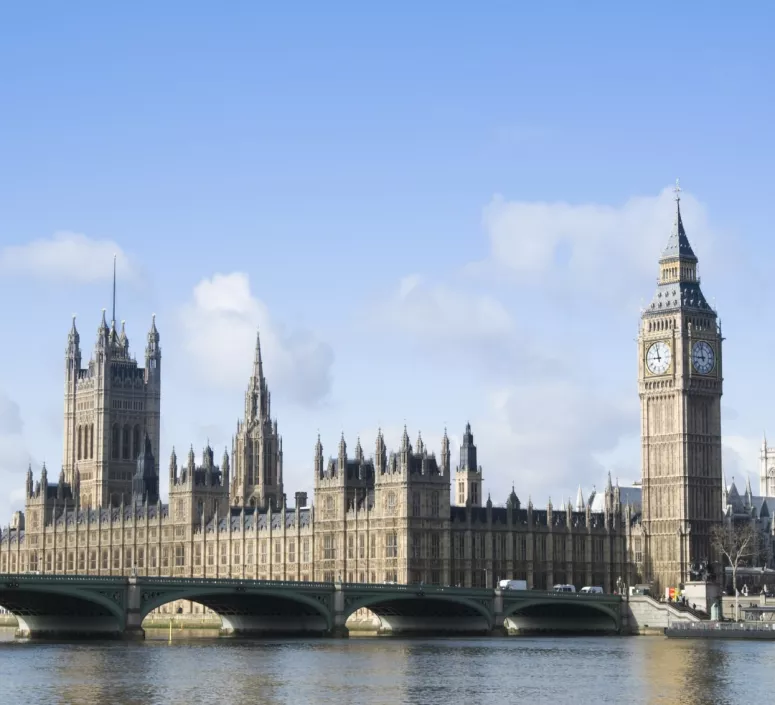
[[139, 584, 334, 637], [343, 589, 494, 635], [503, 596, 620, 634], [0, 579, 127, 639]]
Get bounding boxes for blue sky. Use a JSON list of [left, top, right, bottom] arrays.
[[1, 1, 774, 518]]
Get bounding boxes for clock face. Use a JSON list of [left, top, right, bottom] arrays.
[[646, 341, 672, 375], [692, 340, 715, 374]]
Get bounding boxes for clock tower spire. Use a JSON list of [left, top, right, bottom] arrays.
[[638, 181, 723, 593]]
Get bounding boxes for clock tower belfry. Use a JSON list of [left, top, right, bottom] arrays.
[[638, 181, 723, 593]]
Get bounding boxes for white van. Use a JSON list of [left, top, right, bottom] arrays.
[[498, 579, 527, 591], [552, 584, 576, 593], [580, 586, 604, 594]]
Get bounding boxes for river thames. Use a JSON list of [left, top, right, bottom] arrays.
[[1, 634, 773, 704]]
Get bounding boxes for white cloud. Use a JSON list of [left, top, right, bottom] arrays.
[[180, 272, 334, 406], [0, 393, 30, 519], [0, 231, 135, 283], [382, 274, 515, 341], [480, 186, 718, 307], [470, 384, 639, 505], [0, 394, 23, 435], [722, 434, 761, 490]]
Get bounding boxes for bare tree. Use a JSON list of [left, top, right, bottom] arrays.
[[710, 523, 761, 621]]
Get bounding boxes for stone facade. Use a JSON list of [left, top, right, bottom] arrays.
[[0, 314, 628, 593], [636, 183, 723, 592], [62, 309, 161, 509]]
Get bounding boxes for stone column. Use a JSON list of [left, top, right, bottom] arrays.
[[330, 581, 349, 638]]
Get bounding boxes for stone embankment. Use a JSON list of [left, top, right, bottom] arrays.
[[624, 595, 703, 634]]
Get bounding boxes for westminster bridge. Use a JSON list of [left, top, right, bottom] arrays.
[[0, 574, 624, 640]]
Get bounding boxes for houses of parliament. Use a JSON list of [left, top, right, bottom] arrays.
[[0, 186, 748, 596]]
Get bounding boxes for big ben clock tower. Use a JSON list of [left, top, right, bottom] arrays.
[[639, 181, 723, 592]]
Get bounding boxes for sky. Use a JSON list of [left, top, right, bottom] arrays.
[[1, 1, 774, 520]]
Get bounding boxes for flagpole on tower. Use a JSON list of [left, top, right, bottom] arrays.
[[112, 254, 117, 326]]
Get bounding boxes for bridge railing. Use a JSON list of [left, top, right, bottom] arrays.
[[0, 573, 126, 584], [138, 576, 335, 589], [500, 589, 621, 602], [339, 582, 492, 596]]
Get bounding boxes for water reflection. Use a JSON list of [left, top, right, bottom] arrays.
[[639, 639, 734, 705], [0, 636, 773, 705]]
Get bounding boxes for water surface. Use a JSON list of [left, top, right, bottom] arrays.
[[1, 632, 772, 705]]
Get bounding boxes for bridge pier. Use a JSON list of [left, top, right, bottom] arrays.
[[13, 615, 143, 641], [217, 615, 330, 638]]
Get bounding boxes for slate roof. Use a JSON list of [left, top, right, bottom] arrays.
[[645, 200, 714, 315], [51, 503, 167, 528], [447, 504, 607, 529], [647, 281, 711, 314], [206, 506, 312, 533], [0, 528, 23, 544], [660, 203, 697, 261], [590, 486, 642, 512]]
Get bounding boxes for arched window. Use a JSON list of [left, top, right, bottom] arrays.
[[89, 423, 94, 459], [122, 425, 130, 459], [77, 426, 82, 460], [133, 425, 141, 459], [112, 424, 120, 459], [386, 492, 396, 516]]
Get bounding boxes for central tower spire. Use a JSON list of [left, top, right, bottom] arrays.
[[253, 328, 264, 383], [112, 254, 117, 327], [234, 327, 283, 509]]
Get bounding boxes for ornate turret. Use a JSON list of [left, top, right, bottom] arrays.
[[338, 432, 347, 472], [315, 434, 324, 477], [95, 309, 109, 351], [203, 443, 215, 486], [187, 445, 196, 485], [118, 319, 129, 351], [26, 464, 33, 498], [65, 315, 81, 376], [456, 422, 482, 507], [169, 447, 178, 485], [576, 485, 585, 512], [222, 447, 230, 489], [440, 428, 450, 475], [604, 471, 614, 512], [40, 462, 48, 496], [146, 314, 160, 354], [144, 314, 161, 381], [354, 437, 363, 463], [416, 432, 425, 457], [507, 484, 519, 510], [372, 429, 384, 474]]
